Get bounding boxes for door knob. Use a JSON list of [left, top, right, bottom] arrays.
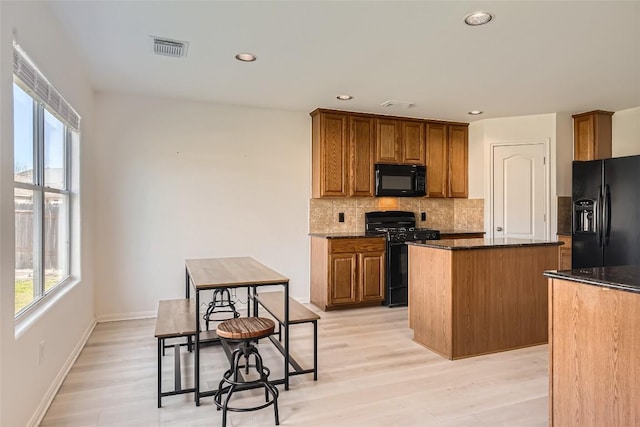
[[496, 226, 503, 231]]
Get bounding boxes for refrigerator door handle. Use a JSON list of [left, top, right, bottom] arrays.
[[597, 185, 604, 247], [605, 184, 612, 246]]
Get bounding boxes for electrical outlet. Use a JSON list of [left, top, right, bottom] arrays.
[[39, 340, 46, 365], [338, 212, 345, 223], [421, 212, 426, 221]]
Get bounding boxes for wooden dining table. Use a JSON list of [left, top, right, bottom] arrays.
[[184, 256, 290, 406]]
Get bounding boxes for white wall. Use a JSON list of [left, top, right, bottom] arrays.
[[92, 92, 311, 320], [612, 106, 640, 156], [470, 114, 559, 238], [0, 2, 96, 426], [555, 113, 574, 196], [467, 120, 484, 199]]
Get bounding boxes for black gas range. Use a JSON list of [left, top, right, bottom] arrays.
[[365, 211, 440, 307]]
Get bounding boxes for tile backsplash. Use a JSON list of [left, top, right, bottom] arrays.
[[557, 196, 572, 234], [309, 198, 484, 233]]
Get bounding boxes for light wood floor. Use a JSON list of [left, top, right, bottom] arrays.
[[41, 305, 549, 426]]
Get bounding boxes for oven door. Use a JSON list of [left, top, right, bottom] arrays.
[[385, 241, 409, 307]]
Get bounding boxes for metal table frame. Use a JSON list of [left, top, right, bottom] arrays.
[[184, 257, 290, 406]]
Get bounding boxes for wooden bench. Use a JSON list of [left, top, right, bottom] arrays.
[[252, 291, 320, 380], [154, 299, 196, 408]]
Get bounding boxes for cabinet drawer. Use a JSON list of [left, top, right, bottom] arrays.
[[329, 237, 386, 254]]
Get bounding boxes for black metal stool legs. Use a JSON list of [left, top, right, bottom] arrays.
[[203, 288, 240, 330], [214, 341, 279, 427]]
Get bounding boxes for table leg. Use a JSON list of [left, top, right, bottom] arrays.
[[195, 289, 200, 406], [252, 286, 258, 318], [284, 282, 290, 390], [185, 267, 190, 298]]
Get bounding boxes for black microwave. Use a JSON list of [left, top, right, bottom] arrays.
[[375, 164, 426, 197]]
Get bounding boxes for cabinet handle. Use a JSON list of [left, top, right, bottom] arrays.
[[496, 226, 503, 231]]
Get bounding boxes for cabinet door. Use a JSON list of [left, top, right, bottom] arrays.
[[573, 111, 612, 161], [359, 252, 385, 302], [329, 254, 358, 305], [426, 123, 448, 198], [448, 124, 468, 198], [349, 115, 375, 196], [318, 113, 348, 197], [402, 121, 425, 165], [376, 119, 401, 163], [573, 114, 595, 161]]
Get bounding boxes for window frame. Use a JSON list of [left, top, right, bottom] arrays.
[[14, 81, 73, 318]]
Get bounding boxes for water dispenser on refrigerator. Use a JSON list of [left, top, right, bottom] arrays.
[[574, 199, 596, 233]]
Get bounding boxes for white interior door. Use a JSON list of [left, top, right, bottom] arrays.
[[492, 143, 547, 239]]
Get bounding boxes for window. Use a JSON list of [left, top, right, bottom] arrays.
[[13, 44, 79, 316]]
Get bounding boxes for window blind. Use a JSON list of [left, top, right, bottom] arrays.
[[13, 43, 80, 130]]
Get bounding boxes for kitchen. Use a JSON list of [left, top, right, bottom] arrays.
[[1, 1, 640, 427]]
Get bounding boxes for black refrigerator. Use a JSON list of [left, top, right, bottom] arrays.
[[572, 155, 640, 269]]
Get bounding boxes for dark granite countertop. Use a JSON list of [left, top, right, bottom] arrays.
[[438, 230, 485, 236], [309, 232, 379, 239], [544, 265, 640, 294], [407, 238, 563, 250]]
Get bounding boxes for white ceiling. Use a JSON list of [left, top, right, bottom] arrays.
[[46, 1, 640, 122]]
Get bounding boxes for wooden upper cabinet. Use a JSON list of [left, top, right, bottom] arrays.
[[311, 109, 468, 198], [426, 123, 448, 198], [376, 119, 425, 165], [572, 110, 613, 161], [349, 115, 375, 196], [426, 123, 468, 198], [312, 112, 348, 197], [448, 124, 468, 198], [376, 119, 401, 163], [401, 121, 426, 164]]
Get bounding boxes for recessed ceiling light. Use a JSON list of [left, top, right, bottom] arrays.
[[337, 95, 353, 101], [235, 53, 257, 62], [468, 110, 484, 115], [464, 11, 493, 26]]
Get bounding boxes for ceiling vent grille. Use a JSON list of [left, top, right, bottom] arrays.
[[151, 37, 189, 58], [381, 100, 415, 109]]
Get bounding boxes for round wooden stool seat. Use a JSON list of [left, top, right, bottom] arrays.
[[216, 317, 275, 340]]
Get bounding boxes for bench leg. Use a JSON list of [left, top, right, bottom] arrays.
[[313, 321, 318, 381], [174, 343, 182, 392]]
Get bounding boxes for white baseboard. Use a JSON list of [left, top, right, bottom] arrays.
[[96, 310, 156, 323], [29, 319, 97, 427]]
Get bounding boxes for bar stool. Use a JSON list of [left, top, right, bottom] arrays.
[[214, 317, 279, 427], [203, 288, 240, 330]]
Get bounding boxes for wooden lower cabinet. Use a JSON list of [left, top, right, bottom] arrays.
[[557, 234, 572, 270], [549, 278, 640, 426], [311, 236, 385, 310], [439, 233, 484, 239]]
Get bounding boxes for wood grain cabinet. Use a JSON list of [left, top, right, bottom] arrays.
[[311, 109, 468, 198], [426, 123, 469, 198], [376, 119, 426, 165], [311, 111, 374, 197], [572, 110, 613, 161], [557, 234, 572, 270], [548, 278, 640, 426], [310, 236, 385, 310]]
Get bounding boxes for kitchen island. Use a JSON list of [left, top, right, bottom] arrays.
[[407, 238, 561, 360], [544, 266, 640, 427]]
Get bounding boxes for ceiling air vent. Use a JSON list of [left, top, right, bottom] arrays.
[[151, 36, 189, 58], [381, 100, 415, 109]]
